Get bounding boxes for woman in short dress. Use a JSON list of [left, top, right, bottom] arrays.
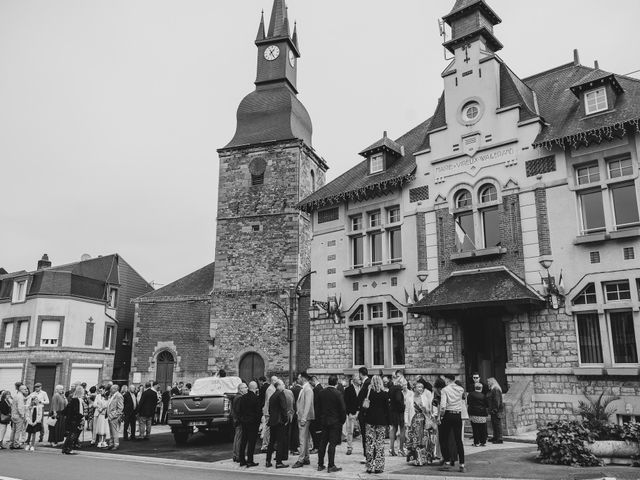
[[93, 389, 109, 448]]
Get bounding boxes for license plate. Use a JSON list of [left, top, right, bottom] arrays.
[[189, 421, 207, 427]]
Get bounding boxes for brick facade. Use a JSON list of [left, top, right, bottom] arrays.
[[132, 296, 211, 385]]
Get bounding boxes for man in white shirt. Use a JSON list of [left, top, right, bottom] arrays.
[[31, 383, 50, 442], [438, 374, 466, 473]]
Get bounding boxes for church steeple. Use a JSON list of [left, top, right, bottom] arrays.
[[442, 0, 502, 54], [254, 0, 300, 93], [224, 0, 312, 149]]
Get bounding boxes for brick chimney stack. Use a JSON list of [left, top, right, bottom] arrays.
[[37, 254, 52, 270]]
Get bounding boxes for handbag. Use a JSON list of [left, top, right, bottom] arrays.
[[361, 387, 371, 410], [0, 413, 10, 424], [46, 416, 58, 427]]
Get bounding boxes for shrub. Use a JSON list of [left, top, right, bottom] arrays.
[[536, 421, 602, 466], [577, 389, 619, 430], [537, 420, 640, 466]]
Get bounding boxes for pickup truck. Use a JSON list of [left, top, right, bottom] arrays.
[[167, 376, 241, 444]]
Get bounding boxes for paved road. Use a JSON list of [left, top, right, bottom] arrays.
[[69, 429, 238, 463], [0, 448, 298, 480]]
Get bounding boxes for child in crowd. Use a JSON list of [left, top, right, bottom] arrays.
[[25, 396, 43, 451]]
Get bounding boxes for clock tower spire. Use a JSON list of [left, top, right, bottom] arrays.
[[224, 0, 311, 149], [255, 0, 300, 93]]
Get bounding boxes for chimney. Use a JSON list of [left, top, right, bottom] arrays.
[[594, 60, 600, 70], [573, 49, 580, 66], [37, 254, 52, 270]]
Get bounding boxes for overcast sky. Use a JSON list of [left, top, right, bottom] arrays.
[[1, 0, 638, 286]]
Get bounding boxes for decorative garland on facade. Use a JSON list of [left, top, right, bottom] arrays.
[[298, 172, 416, 213], [533, 118, 640, 150]]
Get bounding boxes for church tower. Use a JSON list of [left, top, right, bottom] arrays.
[[210, 0, 327, 380]]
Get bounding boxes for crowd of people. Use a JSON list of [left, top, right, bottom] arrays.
[[230, 368, 505, 474], [0, 379, 193, 455]]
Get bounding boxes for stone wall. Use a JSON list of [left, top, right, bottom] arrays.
[[210, 291, 291, 378]]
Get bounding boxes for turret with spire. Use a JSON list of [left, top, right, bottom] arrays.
[[224, 0, 311, 149]]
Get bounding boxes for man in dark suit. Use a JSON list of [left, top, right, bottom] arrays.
[[265, 380, 289, 469], [137, 382, 158, 440], [122, 384, 138, 441], [356, 367, 371, 459], [238, 381, 261, 468], [317, 375, 346, 473]]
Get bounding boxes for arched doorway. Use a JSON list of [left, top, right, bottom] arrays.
[[239, 352, 265, 383], [156, 350, 175, 391]]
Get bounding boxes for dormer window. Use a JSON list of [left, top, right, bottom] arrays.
[[370, 154, 384, 174], [585, 88, 607, 115], [12, 279, 27, 303]]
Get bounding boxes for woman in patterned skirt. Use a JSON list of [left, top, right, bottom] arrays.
[[405, 381, 435, 465], [363, 375, 390, 474]]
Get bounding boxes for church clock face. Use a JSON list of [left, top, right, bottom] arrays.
[[264, 45, 280, 61], [288, 50, 296, 67]]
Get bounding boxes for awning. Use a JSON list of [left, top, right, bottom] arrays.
[[408, 267, 545, 314]]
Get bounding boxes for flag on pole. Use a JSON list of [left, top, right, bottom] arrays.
[[455, 219, 466, 246], [558, 269, 565, 295]]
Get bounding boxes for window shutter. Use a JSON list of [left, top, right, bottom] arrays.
[[85, 323, 94, 346]]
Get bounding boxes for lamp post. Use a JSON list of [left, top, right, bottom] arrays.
[[269, 271, 316, 385]]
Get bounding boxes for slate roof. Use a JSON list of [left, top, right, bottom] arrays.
[[359, 133, 404, 157], [299, 57, 640, 212], [524, 63, 640, 148], [140, 262, 215, 299], [223, 85, 313, 149], [569, 69, 624, 96], [443, 0, 501, 25], [298, 117, 432, 212], [0, 254, 121, 302], [407, 268, 545, 313]]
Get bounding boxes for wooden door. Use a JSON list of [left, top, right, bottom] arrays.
[[239, 352, 265, 383], [34, 365, 57, 412], [156, 351, 174, 392]]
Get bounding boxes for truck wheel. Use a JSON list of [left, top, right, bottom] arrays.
[[173, 430, 189, 445]]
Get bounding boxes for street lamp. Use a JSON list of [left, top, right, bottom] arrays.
[[539, 256, 564, 309], [268, 271, 316, 384]]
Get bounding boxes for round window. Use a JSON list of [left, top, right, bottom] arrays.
[[462, 101, 480, 122]]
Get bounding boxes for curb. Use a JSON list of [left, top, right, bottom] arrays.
[[37, 446, 539, 480]]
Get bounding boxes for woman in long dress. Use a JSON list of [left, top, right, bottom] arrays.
[[93, 391, 109, 448], [405, 381, 434, 466], [48, 385, 67, 447]]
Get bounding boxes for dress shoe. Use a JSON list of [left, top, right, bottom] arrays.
[[327, 466, 342, 473], [303, 459, 310, 465], [275, 463, 288, 469], [246, 462, 259, 468], [239, 462, 247, 467], [265, 462, 273, 468], [374, 470, 383, 474], [291, 461, 305, 468], [317, 465, 325, 471], [459, 465, 466, 472]]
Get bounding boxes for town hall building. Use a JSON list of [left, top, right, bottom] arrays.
[[299, 0, 640, 433]]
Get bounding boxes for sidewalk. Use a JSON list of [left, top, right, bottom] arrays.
[[33, 427, 640, 480]]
